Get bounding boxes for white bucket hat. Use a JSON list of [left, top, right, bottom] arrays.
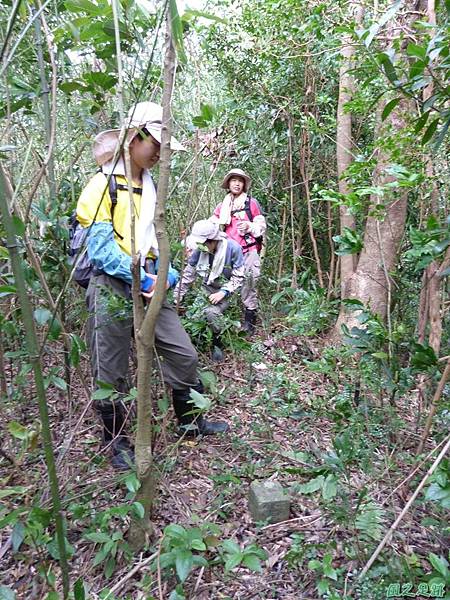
[[185, 220, 222, 250], [93, 101, 185, 166], [221, 168, 251, 192]]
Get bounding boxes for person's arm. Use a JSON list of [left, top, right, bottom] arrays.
[[86, 222, 153, 291], [238, 199, 266, 238], [220, 245, 245, 295], [173, 251, 200, 303], [77, 173, 152, 291]]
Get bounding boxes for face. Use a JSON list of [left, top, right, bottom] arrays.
[[129, 133, 160, 169], [228, 176, 245, 196], [204, 240, 218, 254]]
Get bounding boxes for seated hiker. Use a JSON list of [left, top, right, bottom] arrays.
[[210, 168, 266, 335], [75, 102, 229, 469], [174, 220, 245, 362]]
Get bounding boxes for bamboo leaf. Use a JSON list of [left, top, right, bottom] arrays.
[[381, 98, 401, 121], [421, 118, 439, 144], [169, 0, 187, 64]]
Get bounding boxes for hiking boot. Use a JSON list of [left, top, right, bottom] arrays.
[[111, 437, 134, 470], [212, 345, 224, 362], [178, 416, 230, 438], [212, 334, 224, 362], [173, 382, 230, 437], [241, 309, 257, 335]]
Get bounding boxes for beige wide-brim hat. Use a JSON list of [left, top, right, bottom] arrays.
[[221, 168, 251, 192], [185, 220, 222, 250], [93, 101, 185, 166]]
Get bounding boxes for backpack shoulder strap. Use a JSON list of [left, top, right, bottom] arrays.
[[244, 196, 254, 222], [107, 174, 124, 240]]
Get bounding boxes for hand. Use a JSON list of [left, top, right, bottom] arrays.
[[141, 273, 157, 299], [237, 221, 250, 235], [209, 291, 227, 305]]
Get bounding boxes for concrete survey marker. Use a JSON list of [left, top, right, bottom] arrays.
[[249, 480, 290, 524]]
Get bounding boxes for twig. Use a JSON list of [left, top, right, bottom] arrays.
[[261, 513, 321, 530], [193, 565, 205, 594], [359, 433, 450, 579], [102, 551, 158, 598]]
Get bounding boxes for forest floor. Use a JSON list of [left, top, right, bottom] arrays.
[[0, 319, 448, 600]]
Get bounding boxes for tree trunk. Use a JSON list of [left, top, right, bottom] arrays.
[[335, 97, 413, 333], [336, 6, 363, 298], [128, 13, 176, 551], [334, 1, 425, 335]]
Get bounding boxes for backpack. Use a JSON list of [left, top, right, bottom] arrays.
[[232, 195, 264, 253], [68, 173, 142, 288]]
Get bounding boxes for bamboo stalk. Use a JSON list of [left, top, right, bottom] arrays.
[[0, 164, 70, 598]]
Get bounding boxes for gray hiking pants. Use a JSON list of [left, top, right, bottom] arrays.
[[202, 284, 231, 334], [86, 274, 198, 393], [241, 250, 260, 311]]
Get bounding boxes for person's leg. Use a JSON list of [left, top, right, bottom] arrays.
[[203, 286, 230, 362], [241, 250, 260, 334], [154, 302, 229, 436], [86, 274, 134, 469]]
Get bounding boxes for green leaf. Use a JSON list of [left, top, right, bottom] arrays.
[[8, 421, 29, 440], [11, 215, 25, 237], [73, 579, 86, 600], [12, 521, 25, 552], [421, 118, 439, 144], [169, 585, 186, 600], [51, 376, 68, 391], [371, 352, 388, 360], [428, 553, 449, 578], [48, 318, 62, 341], [381, 98, 401, 121], [132, 502, 145, 519], [169, 0, 187, 64], [322, 554, 338, 580], [104, 555, 116, 579], [84, 532, 111, 543], [308, 559, 322, 570], [0, 585, 16, 600], [0, 285, 16, 297], [189, 388, 211, 411], [317, 578, 330, 595], [182, 9, 227, 23], [33, 308, 52, 326], [406, 42, 426, 59], [92, 388, 116, 400], [242, 553, 262, 572], [224, 552, 243, 571], [190, 539, 206, 551], [297, 475, 324, 494], [0, 486, 27, 499], [378, 52, 398, 84], [199, 370, 217, 393], [415, 110, 430, 133], [322, 474, 338, 500], [165, 524, 187, 540], [221, 539, 241, 554], [175, 549, 194, 582], [124, 472, 140, 493], [411, 343, 438, 370]]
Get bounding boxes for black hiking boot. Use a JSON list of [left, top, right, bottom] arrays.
[[111, 436, 135, 471], [95, 400, 134, 470], [211, 334, 224, 362], [241, 309, 257, 335], [172, 382, 230, 438]]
